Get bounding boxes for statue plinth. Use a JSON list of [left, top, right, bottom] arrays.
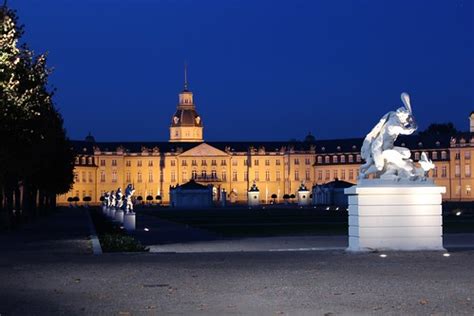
[[345, 180, 446, 252]]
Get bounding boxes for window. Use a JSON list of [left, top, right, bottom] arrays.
[[294, 158, 300, 165], [465, 151, 471, 160], [441, 151, 447, 160], [244, 171, 248, 181], [325, 156, 330, 163], [126, 172, 131, 183], [348, 155, 354, 163], [456, 185, 461, 195], [455, 152, 460, 160], [137, 172, 142, 183], [294, 170, 299, 181], [317, 156, 322, 164], [100, 159, 105, 166], [265, 170, 270, 181], [232, 160, 237, 166], [349, 169, 354, 180], [442, 166, 447, 178], [112, 171, 117, 183], [318, 170, 322, 181], [276, 171, 281, 181], [182, 171, 188, 182], [170, 160, 176, 167], [466, 185, 471, 196], [181, 160, 187, 166], [148, 160, 153, 167], [75, 157, 79, 164], [254, 159, 259, 166], [192, 170, 197, 179], [82, 172, 86, 182], [202, 160, 207, 166], [74, 172, 79, 183], [432, 167, 438, 178], [221, 160, 227, 166], [255, 171, 259, 181], [222, 171, 227, 181], [455, 165, 460, 177], [341, 170, 346, 180], [340, 156, 345, 163], [276, 160, 281, 166], [137, 160, 142, 167], [333, 170, 338, 179], [325, 170, 330, 180], [211, 170, 217, 179], [211, 160, 217, 166], [305, 170, 310, 181], [171, 172, 176, 182], [191, 160, 197, 166], [414, 152, 420, 160], [305, 158, 311, 165], [432, 152, 438, 160], [465, 165, 471, 177], [244, 159, 248, 166], [88, 172, 93, 183], [232, 171, 238, 181], [201, 170, 207, 178], [148, 171, 153, 182], [100, 171, 105, 182], [112, 159, 117, 166], [126, 160, 131, 167], [265, 160, 270, 166], [356, 155, 361, 162], [332, 156, 338, 163]]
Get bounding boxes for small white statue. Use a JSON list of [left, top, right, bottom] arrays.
[[103, 192, 110, 207], [359, 92, 434, 181], [116, 188, 123, 209], [123, 184, 135, 213], [110, 190, 116, 208]]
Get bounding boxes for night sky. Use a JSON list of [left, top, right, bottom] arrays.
[[12, 0, 473, 142]]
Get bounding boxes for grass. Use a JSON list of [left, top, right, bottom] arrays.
[[140, 205, 474, 238], [89, 208, 148, 252]]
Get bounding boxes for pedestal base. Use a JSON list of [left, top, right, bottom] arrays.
[[123, 213, 136, 231], [115, 209, 124, 223], [345, 180, 446, 252]]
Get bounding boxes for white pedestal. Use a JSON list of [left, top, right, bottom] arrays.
[[345, 180, 446, 252], [298, 190, 311, 206], [123, 213, 136, 231], [247, 191, 260, 206], [115, 209, 124, 223]]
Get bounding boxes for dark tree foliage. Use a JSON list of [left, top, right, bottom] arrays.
[[419, 123, 458, 137], [0, 4, 74, 228]]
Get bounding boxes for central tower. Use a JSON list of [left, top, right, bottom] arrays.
[[169, 66, 204, 142]]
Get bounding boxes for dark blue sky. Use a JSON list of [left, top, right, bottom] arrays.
[[12, 0, 473, 141]]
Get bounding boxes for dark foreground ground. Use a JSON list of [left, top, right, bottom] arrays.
[[1, 208, 474, 315]]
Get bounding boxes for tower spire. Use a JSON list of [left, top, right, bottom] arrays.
[[183, 62, 189, 91]]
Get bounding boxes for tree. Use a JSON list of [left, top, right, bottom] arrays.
[[290, 194, 296, 202], [283, 194, 290, 204], [419, 123, 458, 137], [146, 195, 153, 204], [271, 193, 277, 204]]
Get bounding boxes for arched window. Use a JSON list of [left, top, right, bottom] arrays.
[[340, 155, 346, 163], [317, 156, 322, 164], [325, 156, 330, 163], [332, 156, 338, 163], [348, 155, 353, 163], [441, 151, 447, 160]]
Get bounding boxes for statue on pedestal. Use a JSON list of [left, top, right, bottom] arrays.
[[103, 192, 110, 208], [359, 93, 434, 181], [116, 188, 123, 209], [110, 190, 116, 209], [124, 184, 135, 213]]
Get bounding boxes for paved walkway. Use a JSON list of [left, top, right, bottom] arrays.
[[0, 207, 92, 257]]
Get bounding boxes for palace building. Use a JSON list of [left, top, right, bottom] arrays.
[[57, 75, 474, 205]]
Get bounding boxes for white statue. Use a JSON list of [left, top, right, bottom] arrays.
[[359, 92, 434, 181], [123, 184, 135, 213], [110, 190, 116, 208], [116, 188, 123, 209], [103, 192, 110, 207]]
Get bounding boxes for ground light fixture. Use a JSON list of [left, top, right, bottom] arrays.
[[144, 228, 150, 232], [456, 211, 462, 216], [379, 254, 387, 258], [443, 253, 451, 257]]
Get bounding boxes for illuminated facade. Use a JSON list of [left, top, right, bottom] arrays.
[[57, 81, 474, 204]]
